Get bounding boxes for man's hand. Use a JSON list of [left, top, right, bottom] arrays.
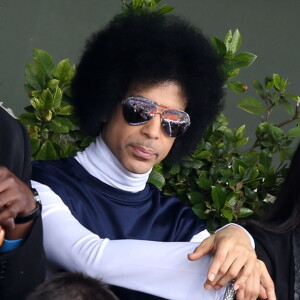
[[234, 259, 276, 300], [188, 225, 275, 299], [0, 166, 36, 239]]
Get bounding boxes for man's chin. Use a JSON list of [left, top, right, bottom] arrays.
[[124, 161, 154, 175]]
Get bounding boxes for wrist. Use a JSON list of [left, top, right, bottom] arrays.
[[216, 223, 255, 249], [15, 189, 42, 224]]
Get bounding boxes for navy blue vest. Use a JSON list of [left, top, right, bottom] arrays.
[[32, 158, 206, 299]]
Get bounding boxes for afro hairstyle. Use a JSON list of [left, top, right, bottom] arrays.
[[71, 12, 225, 162]]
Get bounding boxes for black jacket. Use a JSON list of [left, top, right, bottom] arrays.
[[246, 224, 295, 300]]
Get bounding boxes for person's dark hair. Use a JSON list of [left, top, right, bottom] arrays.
[[71, 12, 225, 162], [26, 272, 119, 300], [257, 142, 300, 233]]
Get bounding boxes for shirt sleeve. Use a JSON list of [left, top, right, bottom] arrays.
[[32, 180, 226, 300], [0, 238, 23, 253]]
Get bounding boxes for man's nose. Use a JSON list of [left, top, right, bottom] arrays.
[[140, 114, 162, 139]]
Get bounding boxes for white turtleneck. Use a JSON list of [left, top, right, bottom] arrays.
[[75, 135, 151, 193]]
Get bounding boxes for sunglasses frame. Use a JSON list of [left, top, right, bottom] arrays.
[[121, 96, 191, 137]]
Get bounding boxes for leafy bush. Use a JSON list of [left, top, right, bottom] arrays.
[[149, 31, 300, 230], [18, 0, 300, 230], [19, 49, 93, 160]]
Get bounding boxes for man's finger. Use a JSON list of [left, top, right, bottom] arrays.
[[233, 253, 256, 290], [259, 260, 276, 300], [187, 235, 214, 261], [0, 226, 5, 246], [259, 284, 268, 300]]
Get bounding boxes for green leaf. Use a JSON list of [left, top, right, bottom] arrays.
[[281, 99, 294, 115], [265, 77, 274, 90], [52, 87, 63, 109], [159, 5, 174, 14], [169, 164, 180, 175], [244, 186, 257, 201], [18, 112, 38, 127], [269, 125, 284, 138], [242, 167, 253, 182], [256, 123, 270, 135], [196, 178, 211, 190], [61, 142, 80, 158], [223, 127, 235, 143], [226, 192, 238, 207], [235, 124, 246, 139], [25, 63, 45, 91], [221, 209, 233, 222], [228, 29, 242, 54], [47, 79, 59, 90], [273, 73, 287, 91], [236, 137, 249, 147], [237, 207, 253, 218], [187, 191, 206, 205], [47, 117, 74, 133], [286, 94, 300, 102], [29, 97, 41, 111], [241, 152, 259, 167], [238, 165, 245, 176], [280, 147, 295, 161], [230, 52, 257, 69], [211, 37, 227, 57], [148, 170, 165, 188], [195, 151, 212, 159], [226, 81, 246, 93], [192, 203, 208, 220], [54, 59, 73, 81], [259, 149, 272, 171], [226, 69, 240, 79], [56, 105, 73, 116], [40, 89, 54, 110], [211, 186, 227, 210], [224, 30, 233, 50], [29, 133, 41, 156], [33, 49, 55, 78], [232, 157, 248, 174], [182, 160, 204, 169], [237, 97, 266, 114], [35, 140, 58, 160], [287, 127, 300, 138], [253, 80, 265, 98]]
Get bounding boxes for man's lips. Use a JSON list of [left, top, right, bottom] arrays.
[[131, 145, 158, 159]]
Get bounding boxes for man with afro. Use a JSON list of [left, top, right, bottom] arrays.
[[32, 11, 275, 300]]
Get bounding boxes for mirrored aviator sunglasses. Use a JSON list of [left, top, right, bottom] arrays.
[[121, 96, 191, 138]]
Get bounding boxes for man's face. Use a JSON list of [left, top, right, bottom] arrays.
[[101, 82, 187, 174]]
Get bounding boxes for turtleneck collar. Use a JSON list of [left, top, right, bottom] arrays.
[[75, 136, 152, 193]]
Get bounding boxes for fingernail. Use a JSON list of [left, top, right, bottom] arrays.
[[215, 285, 221, 290], [204, 283, 212, 290], [233, 284, 240, 291], [208, 273, 215, 281]]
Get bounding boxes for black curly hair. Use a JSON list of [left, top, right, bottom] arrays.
[[71, 12, 225, 162]]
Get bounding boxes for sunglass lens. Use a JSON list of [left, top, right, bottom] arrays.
[[162, 110, 190, 137], [123, 98, 155, 125]]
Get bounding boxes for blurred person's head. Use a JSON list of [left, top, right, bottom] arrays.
[[26, 272, 119, 300]]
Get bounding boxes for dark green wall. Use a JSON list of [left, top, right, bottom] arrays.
[[1, 0, 299, 134]]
